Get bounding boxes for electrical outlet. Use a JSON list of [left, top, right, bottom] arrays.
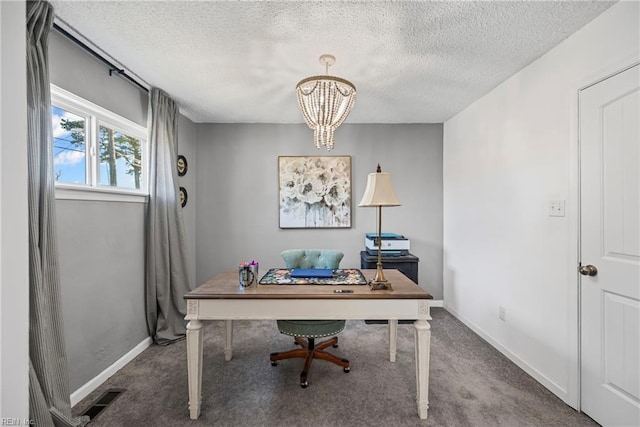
[[499, 306, 506, 322], [549, 200, 566, 217]]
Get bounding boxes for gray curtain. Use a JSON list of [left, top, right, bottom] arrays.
[[26, 1, 88, 426], [146, 88, 192, 344]]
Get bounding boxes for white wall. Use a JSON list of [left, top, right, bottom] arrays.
[[443, 1, 639, 407], [195, 123, 444, 298], [0, 0, 29, 419]]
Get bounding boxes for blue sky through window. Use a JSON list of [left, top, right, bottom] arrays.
[[52, 105, 86, 184]]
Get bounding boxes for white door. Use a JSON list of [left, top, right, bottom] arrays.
[[580, 63, 640, 427]]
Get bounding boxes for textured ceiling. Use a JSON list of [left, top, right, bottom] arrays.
[[50, 1, 615, 124]]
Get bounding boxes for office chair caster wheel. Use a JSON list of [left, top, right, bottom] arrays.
[[271, 361, 278, 366], [343, 367, 351, 373], [300, 381, 309, 388]]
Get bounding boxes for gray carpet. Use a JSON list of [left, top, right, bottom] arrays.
[[72, 308, 599, 426]]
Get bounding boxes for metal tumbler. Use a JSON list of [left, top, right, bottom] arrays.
[[249, 263, 258, 287]]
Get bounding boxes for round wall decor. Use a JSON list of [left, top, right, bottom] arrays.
[[179, 186, 188, 207], [177, 155, 188, 176]]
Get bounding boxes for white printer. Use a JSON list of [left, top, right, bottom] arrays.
[[365, 233, 410, 255]]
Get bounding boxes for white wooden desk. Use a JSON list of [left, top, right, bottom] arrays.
[[184, 269, 432, 420]]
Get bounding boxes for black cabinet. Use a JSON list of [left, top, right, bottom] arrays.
[[360, 251, 422, 324], [360, 251, 419, 284]]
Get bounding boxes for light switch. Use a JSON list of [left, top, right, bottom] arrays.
[[549, 200, 565, 217]]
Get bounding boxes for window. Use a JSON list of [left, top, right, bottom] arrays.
[[51, 85, 147, 201], [52, 106, 87, 185], [97, 124, 143, 189]]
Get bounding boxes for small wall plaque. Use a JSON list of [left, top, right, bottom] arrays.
[[177, 155, 188, 176], [179, 186, 188, 208]]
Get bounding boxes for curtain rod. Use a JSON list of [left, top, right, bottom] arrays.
[[52, 22, 149, 93]]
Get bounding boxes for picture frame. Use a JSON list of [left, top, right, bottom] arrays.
[[278, 156, 352, 229]]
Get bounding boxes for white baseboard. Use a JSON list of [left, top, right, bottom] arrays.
[[429, 299, 444, 307], [70, 336, 152, 407], [443, 304, 569, 403]]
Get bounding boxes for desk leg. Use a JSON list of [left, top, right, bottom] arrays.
[[186, 320, 204, 419], [225, 319, 233, 361], [414, 319, 431, 420], [388, 319, 398, 362]]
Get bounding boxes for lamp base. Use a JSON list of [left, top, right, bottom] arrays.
[[367, 204, 394, 291], [369, 279, 393, 291], [369, 265, 393, 290]]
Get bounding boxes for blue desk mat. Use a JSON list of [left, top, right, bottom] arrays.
[[258, 268, 368, 285]]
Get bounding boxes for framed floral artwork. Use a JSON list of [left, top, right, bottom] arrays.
[[278, 156, 352, 228]]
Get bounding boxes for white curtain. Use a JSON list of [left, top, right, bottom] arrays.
[[146, 88, 192, 344], [26, 1, 88, 425]]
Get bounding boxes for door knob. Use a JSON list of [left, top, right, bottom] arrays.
[[579, 265, 598, 276]]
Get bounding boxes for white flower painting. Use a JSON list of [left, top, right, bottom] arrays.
[[278, 156, 351, 228]]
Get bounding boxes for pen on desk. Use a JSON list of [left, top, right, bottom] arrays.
[[334, 289, 353, 293]]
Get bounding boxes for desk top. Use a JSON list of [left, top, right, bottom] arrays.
[[185, 269, 432, 300]]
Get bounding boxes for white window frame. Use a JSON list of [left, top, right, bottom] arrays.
[[51, 84, 148, 203]]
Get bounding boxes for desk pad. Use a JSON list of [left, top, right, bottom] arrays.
[[258, 268, 368, 285]]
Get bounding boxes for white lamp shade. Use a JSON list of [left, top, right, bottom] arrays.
[[358, 172, 401, 207]]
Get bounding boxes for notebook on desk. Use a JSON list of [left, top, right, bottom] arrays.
[[289, 268, 334, 278]]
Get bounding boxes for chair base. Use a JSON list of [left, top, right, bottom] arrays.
[[270, 336, 350, 387]]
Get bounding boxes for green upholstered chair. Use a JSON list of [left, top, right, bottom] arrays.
[[270, 249, 350, 388]]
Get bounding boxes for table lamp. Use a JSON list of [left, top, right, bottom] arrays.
[[358, 164, 401, 290]]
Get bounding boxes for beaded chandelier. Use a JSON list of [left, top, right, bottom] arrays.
[[296, 54, 356, 151]]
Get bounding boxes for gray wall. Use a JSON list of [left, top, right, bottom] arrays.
[[178, 115, 198, 286], [195, 123, 444, 298], [48, 25, 443, 393], [57, 201, 148, 391], [50, 27, 200, 392], [50, 29, 150, 391], [49, 30, 147, 127]]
